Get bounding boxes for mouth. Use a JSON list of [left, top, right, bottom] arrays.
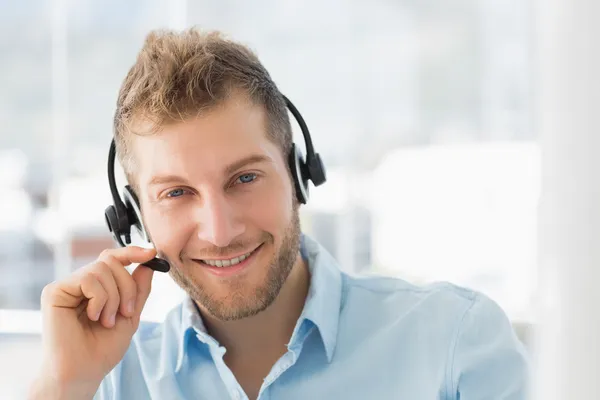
[[192, 243, 264, 276]]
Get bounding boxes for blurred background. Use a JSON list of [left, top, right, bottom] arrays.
[[0, 0, 541, 397]]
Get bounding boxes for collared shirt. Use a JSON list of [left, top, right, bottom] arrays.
[[95, 234, 530, 399]]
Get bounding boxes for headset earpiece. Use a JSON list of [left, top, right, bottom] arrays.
[[104, 204, 125, 246], [307, 152, 326, 187], [289, 143, 310, 204], [104, 203, 131, 247], [122, 185, 150, 243]]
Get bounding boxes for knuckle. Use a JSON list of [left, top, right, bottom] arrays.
[[109, 291, 121, 306], [105, 282, 120, 304], [98, 248, 114, 262], [104, 254, 120, 266], [98, 290, 109, 305], [40, 282, 57, 302], [80, 272, 98, 289], [89, 263, 119, 300], [109, 260, 137, 296], [122, 273, 137, 291], [81, 273, 103, 296], [120, 285, 136, 303], [94, 281, 107, 299], [89, 285, 108, 306], [93, 261, 112, 277]]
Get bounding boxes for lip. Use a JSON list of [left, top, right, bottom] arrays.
[[195, 244, 261, 262], [192, 243, 263, 277]]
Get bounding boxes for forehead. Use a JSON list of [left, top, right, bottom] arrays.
[[130, 97, 283, 187]]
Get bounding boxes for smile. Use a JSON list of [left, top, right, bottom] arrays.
[[195, 244, 262, 268]]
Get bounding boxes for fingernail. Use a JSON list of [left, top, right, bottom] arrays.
[[109, 313, 116, 326], [127, 300, 134, 314], [94, 310, 101, 321]]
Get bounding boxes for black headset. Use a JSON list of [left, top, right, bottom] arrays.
[[104, 95, 326, 273]]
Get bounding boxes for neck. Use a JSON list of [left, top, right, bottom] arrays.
[[197, 253, 310, 360]]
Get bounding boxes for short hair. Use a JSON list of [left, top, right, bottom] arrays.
[[113, 27, 293, 187]]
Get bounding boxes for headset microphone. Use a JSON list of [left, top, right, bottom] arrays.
[[104, 95, 325, 273]]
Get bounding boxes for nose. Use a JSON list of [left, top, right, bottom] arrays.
[[195, 191, 245, 248]]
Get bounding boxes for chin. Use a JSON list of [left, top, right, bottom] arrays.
[[181, 239, 297, 320], [170, 210, 302, 321]]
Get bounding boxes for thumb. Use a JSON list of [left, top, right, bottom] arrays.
[[131, 262, 155, 315]]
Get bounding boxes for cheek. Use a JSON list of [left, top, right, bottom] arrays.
[[243, 180, 294, 238], [143, 206, 196, 252]]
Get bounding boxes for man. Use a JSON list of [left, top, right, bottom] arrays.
[[30, 28, 529, 400]]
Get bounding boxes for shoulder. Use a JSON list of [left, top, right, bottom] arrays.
[[446, 286, 530, 397], [341, 272, 481, 321], [337, 273, 529, 397], [338, 271, 522, 358], [336, 272, 489, 354]]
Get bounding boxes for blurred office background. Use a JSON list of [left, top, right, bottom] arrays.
[[0, 0, 540, 397]]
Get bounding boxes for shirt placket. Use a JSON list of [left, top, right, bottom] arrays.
[[205, 340, 248, 400], [256, 322, 315, 399]]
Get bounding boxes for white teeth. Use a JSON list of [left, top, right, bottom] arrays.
[[202, 250, 253, 267]]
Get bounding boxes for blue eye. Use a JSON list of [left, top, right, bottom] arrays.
[[237, 173, 256, 184], [167, 188, 185, 198]]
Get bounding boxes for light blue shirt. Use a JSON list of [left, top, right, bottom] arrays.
[[95, 234, 529, 399]]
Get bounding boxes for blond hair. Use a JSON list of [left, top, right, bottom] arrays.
[[113, 27, 292, 186]]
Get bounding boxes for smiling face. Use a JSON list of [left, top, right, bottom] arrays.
[[131, 94, 302, 321]]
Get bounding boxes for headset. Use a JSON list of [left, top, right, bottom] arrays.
[[104, 95, 326, 273]]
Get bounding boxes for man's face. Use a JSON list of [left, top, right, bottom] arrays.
[[131, 95, 301, 321]]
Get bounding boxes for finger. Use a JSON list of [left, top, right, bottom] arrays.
[[98, 247, 157, 268], [99, 254, 138, 318], [90, 262, 121, 328], [41, 272, 108, 321], [39, 247, 156, 315], [41, 279, 83, 310], [80, 273, 108, 322], [131, 264, 155, 315]]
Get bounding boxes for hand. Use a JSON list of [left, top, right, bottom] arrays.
[[31, 246, 158, 399]]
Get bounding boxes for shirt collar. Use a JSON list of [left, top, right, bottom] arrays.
[[174, 296, 207, 372], [291, 233, 342, 362], [175, 233, 343, 371]]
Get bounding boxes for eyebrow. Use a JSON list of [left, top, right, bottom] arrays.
[[224, 154, 272, 175], [147, 154, 273, 187], [148, 174, 189, 187]]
